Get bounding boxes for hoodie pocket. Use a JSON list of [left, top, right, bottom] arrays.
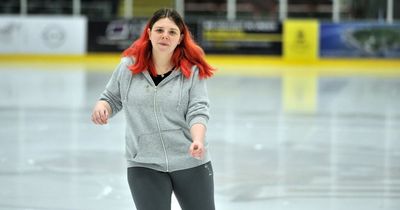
[[162, 129, 192, 161], [133, 132, 165, 165]]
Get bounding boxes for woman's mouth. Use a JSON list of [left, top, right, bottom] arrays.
[[159, 42, 169, 46]]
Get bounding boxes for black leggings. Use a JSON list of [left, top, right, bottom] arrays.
[[127, 162, 215, 210]]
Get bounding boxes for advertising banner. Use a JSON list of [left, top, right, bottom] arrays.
[[200, 20, 282, 54], [283, 19, 319, 61], [0, 16, 87, 55], [320, 23, 400, 58], [88, 19, 147, 52], [88, 20, 198, 52]]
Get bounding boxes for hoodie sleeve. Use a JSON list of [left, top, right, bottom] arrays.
[[186, 66, 210, 129], [99, 58, 129, 118]]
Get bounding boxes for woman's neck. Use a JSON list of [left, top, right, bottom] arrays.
[[152, 52, 174, 75]]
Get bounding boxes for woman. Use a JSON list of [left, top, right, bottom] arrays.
[[91, 8, 216, 210]]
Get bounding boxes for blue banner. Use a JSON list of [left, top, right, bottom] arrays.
[[320, 22, 400, 58]]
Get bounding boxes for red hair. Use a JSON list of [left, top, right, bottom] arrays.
[[122, 8, 215, 79]]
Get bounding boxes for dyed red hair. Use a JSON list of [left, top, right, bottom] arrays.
[[122, 8, 215, 79]]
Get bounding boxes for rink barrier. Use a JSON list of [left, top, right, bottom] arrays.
[[0, 54, 399, 77]]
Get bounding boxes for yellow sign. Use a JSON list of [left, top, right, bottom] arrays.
[[283, 19, 319, 61]]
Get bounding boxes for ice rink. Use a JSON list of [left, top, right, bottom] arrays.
[[0, 56, 399, 210]]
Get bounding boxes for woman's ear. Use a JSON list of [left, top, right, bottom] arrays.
[[147, 28, 151, 38]]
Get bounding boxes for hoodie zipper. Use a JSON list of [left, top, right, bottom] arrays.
[[153, 86, 170, 172]]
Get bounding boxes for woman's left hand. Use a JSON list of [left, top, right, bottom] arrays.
[[189, 141, 205, 160]]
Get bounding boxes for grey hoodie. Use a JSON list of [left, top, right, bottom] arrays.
[[99, 57, 211, 172]]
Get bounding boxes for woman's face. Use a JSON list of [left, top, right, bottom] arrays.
[[148, 18, 182, 55]]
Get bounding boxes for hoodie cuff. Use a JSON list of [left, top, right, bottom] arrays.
[[189, 116, 208, 129], [99, 98, 116, 118]]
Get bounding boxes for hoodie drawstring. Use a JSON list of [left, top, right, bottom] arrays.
[[177, 74, 183, 110]]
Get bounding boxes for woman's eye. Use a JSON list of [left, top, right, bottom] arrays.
[[169, 31, 178, 36], [155, 29, 164, 33]]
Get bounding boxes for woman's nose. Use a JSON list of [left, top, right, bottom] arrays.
[[161, 32, 169, 39]]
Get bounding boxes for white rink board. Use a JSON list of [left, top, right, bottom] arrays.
[[0, 16, 87, 55]]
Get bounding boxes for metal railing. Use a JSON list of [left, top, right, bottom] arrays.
[[0, 0, 396, 23]]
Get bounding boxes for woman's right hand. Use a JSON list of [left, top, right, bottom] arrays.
[[91, 100, 112, 125]]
